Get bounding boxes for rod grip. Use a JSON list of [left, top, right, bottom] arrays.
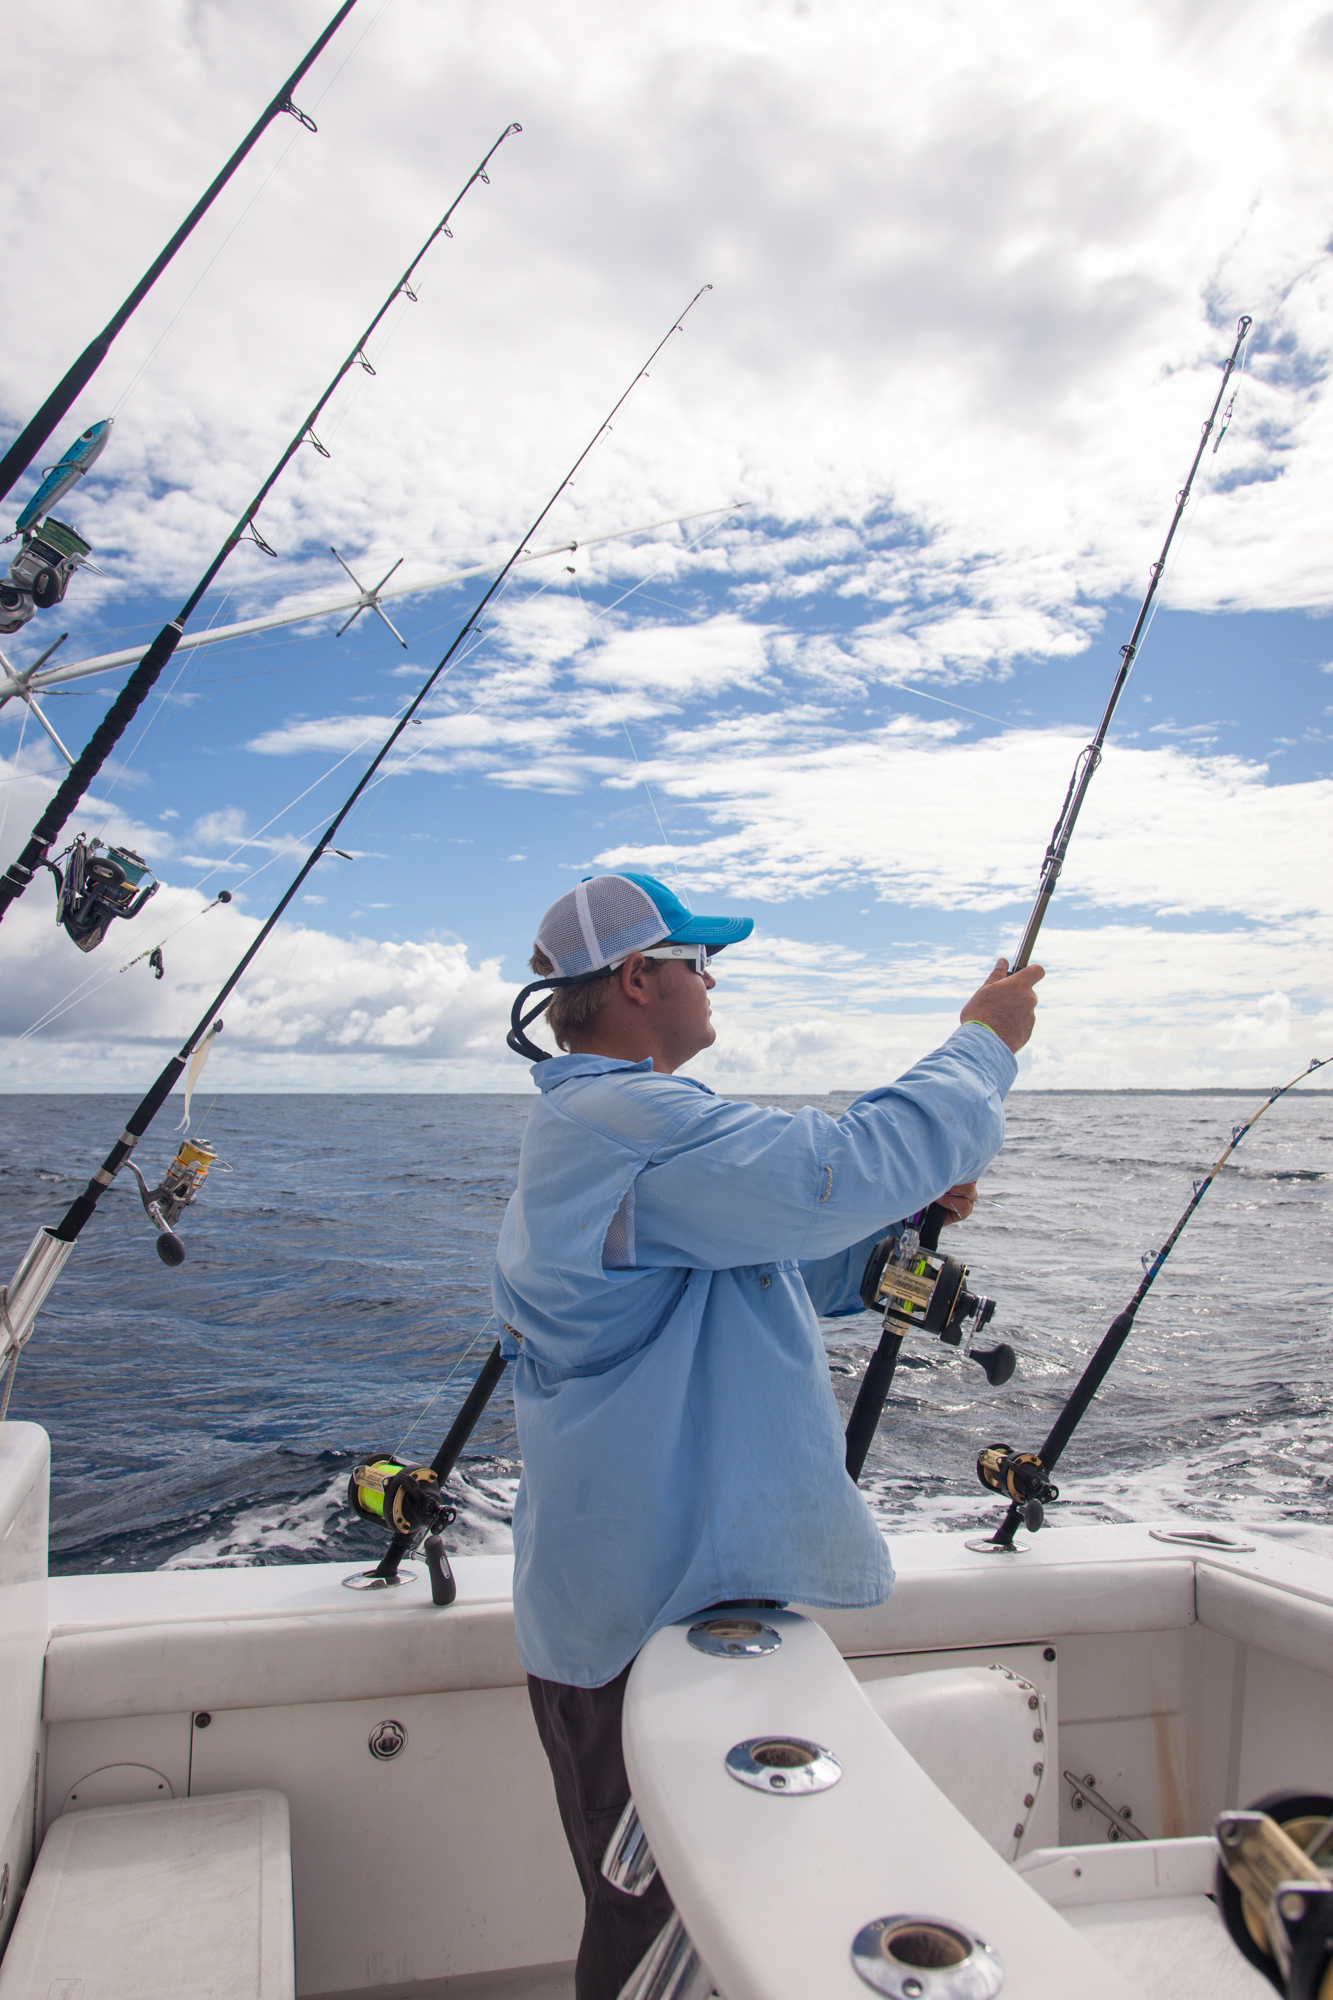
[[844, 1328, 905, 1482]]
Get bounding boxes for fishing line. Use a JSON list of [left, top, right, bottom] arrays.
[[0, 121, 523, 929], [90, 222, 466, 828], [108, 0, 396, 423], [0, 702, 30, 853], [0, 888, 238, 1061], [193, 926, 312, 1127], [976, 1053, 1332, 1550], [391, 1318, 498, 1459], [0, 0, 364, 509], [348, 515, 731, 861], [1008, 314, 1252, 973], [5, 283, 715, 1313], [0, 682, 427, 1056], [567, 508, 752, 897], [0, 797, 343, 1061]]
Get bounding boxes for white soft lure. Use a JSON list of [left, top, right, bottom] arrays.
[[177, 1017, 224, 1130]]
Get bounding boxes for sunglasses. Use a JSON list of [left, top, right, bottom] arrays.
[[611, 943, 714, 975]]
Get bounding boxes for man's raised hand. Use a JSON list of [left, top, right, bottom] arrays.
[[960, 957, 1044, 1053]]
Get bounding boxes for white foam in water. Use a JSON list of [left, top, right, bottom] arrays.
[[3, 1088, 1327, 1574], [164, 1474, 350, 1569], [164, 1462, 523, 1569]]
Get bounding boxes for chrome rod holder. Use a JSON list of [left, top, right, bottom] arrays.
[[2, 1228, 75, 1365], [602, 1799, 659, 1896], [617, 1912, 714, 2000]]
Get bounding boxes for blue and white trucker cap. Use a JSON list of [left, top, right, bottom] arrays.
[[535, 871, 753, 979]]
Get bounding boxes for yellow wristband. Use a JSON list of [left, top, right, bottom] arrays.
[[961, 1018, 1005, 1042]]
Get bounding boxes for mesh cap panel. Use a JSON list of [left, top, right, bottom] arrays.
[[535, 875, 670, 977]]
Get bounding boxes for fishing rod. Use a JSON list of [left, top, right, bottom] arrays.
[[971, 1055, 1331, 1551], [844, 1202, 1015, 1484], [0, 122, 522, 952], [841, 313, 1254, 1483], [1010, 312, 1251, 973], [0, 0, 360, 510], [0, 285, 714, 1438]]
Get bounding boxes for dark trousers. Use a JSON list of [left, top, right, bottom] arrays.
[[527, 1664, 676, 2000]]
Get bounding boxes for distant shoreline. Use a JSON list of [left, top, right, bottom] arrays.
[[0, 1086, 1328, 1100]]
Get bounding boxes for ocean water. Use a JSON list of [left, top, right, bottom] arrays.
[[1, 1087, 1330, 1576]]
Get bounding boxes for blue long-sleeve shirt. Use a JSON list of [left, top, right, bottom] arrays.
[[491, 1022, 1017, 1686]]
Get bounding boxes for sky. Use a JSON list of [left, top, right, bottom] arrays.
[[1, 0, 1332, 1094]]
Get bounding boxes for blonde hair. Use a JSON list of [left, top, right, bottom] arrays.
[[529, 945, 664, 1051]]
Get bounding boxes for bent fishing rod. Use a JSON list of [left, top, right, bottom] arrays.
[[0, 285, 714, 1430], [0, 121, 522, 931], [0, 1, 360, 511], [1011, 312, 1251, 973], [842, 314, 1254, 1484], [973, 1055, 1331, 1550]]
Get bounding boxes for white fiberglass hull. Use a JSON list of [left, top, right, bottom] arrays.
[[1, 1419, 1328, 1998]]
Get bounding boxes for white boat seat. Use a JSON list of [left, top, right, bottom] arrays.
[[859, 1662, 1046, 1859], [0, 1789, 295, 2000], [1018, 1838, 1274, 1999]]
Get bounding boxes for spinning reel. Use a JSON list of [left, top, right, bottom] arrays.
[[1215, 1792, 1333, 1999], [0, 517, 97, 634], [124, 1139, 219, 1266], [975, 1445, 1059, 1534], [44, 835, 159, 952]]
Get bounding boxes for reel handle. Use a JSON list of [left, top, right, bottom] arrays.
[[970, 1343, 1016, 1387], [424, 1532, 457, 1607]]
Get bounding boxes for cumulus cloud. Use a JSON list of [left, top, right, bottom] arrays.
[[7, 0, 1333, 643], [5, 2, 1333, 1092]]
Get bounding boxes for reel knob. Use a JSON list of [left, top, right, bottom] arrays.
[[155, 1230, 186, 1267], [970, 1342, 1016, 1386]]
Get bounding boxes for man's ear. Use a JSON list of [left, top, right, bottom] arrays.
[[617, 953, 660, 1008]]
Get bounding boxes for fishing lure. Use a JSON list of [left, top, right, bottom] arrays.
[[0, 283, 714, 1458], [0, 121, 522, 941]]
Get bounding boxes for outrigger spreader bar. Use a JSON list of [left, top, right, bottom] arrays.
[[0, 121, 522, 931]]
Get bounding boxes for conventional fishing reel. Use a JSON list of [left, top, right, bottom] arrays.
[[347, 1456, 459, 1606], [124, 1138, 219, 1266], [1215, 1792, 1333, 1999], [43, 834, 159, 952], [975, 1445, 1059, 1533], [859, 1222, 1015, 1386], [342, 1342, 511, 1610], [845, 1205, 1017, 1483]]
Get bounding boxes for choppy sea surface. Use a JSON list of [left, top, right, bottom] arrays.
[[2, 1088, 1331, 1575]]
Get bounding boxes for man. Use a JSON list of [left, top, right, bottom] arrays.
[[492, 870, 1042, 1999]]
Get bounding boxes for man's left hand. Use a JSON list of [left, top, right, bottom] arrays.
[[936, 1182, 978, 1225]]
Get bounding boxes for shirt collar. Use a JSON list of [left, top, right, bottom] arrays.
[[531, 1053, 715, 1096]]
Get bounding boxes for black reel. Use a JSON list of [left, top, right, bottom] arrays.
[[1216, 1792, 1333, 1998], [976, 1444, 1059, 1533], [860, 1226, 1016, 1386], [44, 834, 159, 953], [0, 516, 93, 635], [347, 1455, 458, 1606]]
